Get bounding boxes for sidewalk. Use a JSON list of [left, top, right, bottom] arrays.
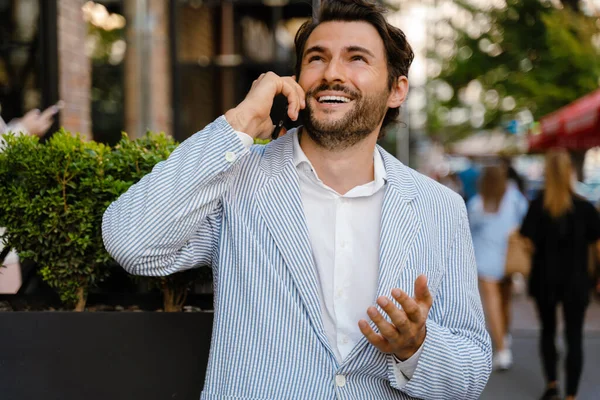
[[481, 295, 600, 399]]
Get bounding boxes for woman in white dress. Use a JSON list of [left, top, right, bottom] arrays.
[[467, 165, 529, 371]]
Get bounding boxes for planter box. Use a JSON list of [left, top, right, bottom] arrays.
[[0, 312, 213, 400]]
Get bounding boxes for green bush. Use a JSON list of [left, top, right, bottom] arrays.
[[0, 129, 197, 311]]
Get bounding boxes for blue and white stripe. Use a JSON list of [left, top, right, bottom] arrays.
[[102, 116, 492, 399]]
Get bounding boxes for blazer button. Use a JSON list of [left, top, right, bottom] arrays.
[[225, 151, 237, 163], [335, 374, 346, 387]]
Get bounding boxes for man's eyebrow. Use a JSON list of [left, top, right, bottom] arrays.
[[303, 45, 326, 57], [303, 45, 376, 58], [345, 46, 375, 58]]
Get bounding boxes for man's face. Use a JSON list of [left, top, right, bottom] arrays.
[[298, 21, 400, 150]]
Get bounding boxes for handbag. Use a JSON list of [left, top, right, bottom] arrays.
[[504, 230, 532, 277]]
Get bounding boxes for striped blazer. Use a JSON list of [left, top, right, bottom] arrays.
[[102, 116, 492, 400]]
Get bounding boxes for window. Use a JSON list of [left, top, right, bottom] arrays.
[[171, 0, 311, 141]]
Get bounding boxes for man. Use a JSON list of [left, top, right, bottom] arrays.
[[102, 1, 492, 398]]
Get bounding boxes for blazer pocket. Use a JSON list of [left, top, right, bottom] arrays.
[[397, 265, 442, 298]]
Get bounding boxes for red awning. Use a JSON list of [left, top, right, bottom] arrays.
[[528, 88, 600, 152]]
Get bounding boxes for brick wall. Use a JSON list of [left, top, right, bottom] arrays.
[[57, 0, 91, 137]]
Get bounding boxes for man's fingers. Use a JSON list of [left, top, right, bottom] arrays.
[[390, 289, 421, 323], [367, 306, 400, 343], [377, 295, 410, 332], [414, 275, 433, 308], [358, 319, 390, 352], [280, 80, 301, 120], [284, 76, 306, 109]]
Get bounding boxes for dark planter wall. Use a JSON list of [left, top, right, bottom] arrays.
[[0, 312, 213, 400]]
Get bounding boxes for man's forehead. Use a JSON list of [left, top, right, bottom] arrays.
[[304, 21, 385, 56]]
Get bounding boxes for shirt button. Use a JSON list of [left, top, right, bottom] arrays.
[[224, 151, 237, 163], [335, 374, 346, 387], [335, 289, 343, 299]]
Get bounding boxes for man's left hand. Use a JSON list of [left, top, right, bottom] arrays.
[[358, 274, 432, 361]]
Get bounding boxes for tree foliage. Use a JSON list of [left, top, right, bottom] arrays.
[[427, 0, 600, 142]]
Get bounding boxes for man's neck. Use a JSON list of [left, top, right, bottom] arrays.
[[299, 129, 379, 195]]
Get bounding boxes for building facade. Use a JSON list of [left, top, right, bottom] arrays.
[[5, 0, 313, 144]]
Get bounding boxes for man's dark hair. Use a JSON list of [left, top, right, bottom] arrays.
[[294, 0, 414, 133]]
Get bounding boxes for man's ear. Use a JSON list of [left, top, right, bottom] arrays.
[[387, 76, 409, 109]]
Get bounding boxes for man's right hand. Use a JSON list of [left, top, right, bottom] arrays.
[[225, 72, 305, 139]]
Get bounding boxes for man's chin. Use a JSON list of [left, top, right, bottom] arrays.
[[308, 121, 345, 134], [310, 114, 350, 130]]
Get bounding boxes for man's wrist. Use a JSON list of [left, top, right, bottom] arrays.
[[394, 328, 426, 361], [224, 106, 260, 138]]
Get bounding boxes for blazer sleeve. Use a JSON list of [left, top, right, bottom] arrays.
[[102, 116, 250, 276], [399, 202, 492, 399]]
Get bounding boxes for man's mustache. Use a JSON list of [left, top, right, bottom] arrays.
[[306, 83, 361, 100]]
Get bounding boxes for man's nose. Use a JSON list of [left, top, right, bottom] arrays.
[[323, 58, 346, 83]]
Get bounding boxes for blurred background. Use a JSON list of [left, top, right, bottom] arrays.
[[2, 0, 599, 199]]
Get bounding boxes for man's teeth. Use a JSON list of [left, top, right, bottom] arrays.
[[318, 96, 351, 103]]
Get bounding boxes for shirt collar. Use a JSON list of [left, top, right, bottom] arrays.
[[292, 130, 387, 197]]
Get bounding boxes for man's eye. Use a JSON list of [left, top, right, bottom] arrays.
[[351, 55, 366, 62], [308, 55, 323, 62]]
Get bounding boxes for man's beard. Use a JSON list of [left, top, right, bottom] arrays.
[[300, 83, 389, 151]]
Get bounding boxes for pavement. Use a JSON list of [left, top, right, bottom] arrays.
[[481, 293, 600, 400]]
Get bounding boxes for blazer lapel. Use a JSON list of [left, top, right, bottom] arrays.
[[375, 186, 421, 299], [254, 133, 334, 358], [343, 149, 422, 365]]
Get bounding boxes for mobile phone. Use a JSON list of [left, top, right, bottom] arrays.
[[271, 110, 293, 140]]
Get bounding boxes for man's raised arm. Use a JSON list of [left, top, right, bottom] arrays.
[[102, 116, 249, 276], [102, 72, 305, 277]]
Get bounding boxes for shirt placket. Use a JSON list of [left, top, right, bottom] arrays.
[[334, 197, 353, 358]]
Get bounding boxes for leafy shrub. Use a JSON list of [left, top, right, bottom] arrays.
[[0, 130, 200, 311]]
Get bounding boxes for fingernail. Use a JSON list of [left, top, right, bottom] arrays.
[[392, 289, 402, 298], [367, 307, 377, 318], [378, 297, 388, 307]]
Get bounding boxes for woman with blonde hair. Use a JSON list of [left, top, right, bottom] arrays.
[[467, 164, 528, 371], [520, 149, 600, 400]]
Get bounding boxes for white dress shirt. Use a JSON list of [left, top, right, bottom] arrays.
[[235, 129, 421, 384]]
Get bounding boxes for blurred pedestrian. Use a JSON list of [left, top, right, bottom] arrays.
[[459, 156, 481, 202], [0, 103, 59, 292], [439, 171, 464, 199], [0, 104, 59, 137], [520, 149, 600, 400], [501, 156, 526, 196], [468, 165, 528, 371]]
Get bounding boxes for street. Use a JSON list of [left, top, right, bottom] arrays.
[[482, 294, 600, 399]]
